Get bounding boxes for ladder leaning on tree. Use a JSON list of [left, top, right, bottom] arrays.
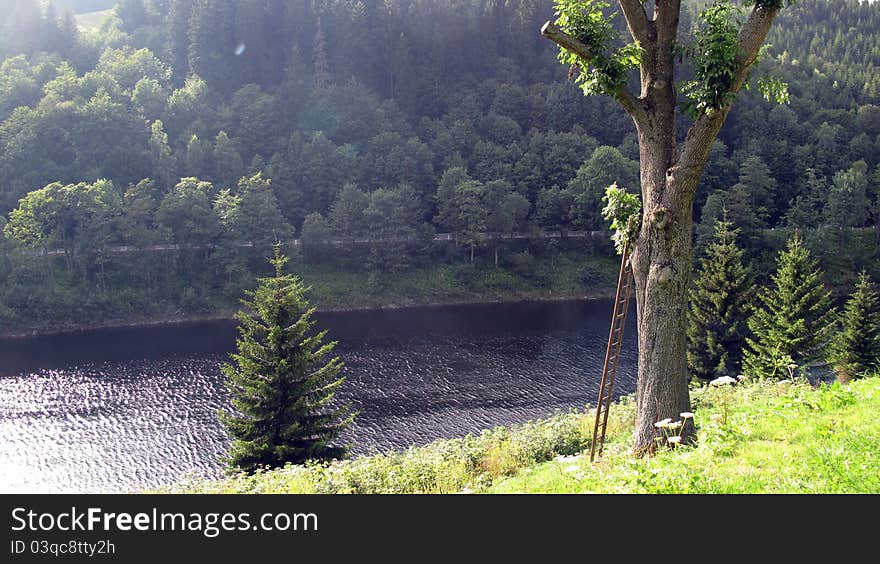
[[590, 236, 635, 463]]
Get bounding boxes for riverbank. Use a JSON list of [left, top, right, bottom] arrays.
[[169, 376, 880, 494], [0, 251, 621, 338]]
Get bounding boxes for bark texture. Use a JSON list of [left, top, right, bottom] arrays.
[[542, 1, 781, 455]]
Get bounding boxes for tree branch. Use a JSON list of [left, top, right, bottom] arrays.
[[677, 4, 781, 179], [541, 21, 647, 128], [618, 0, 650, 46], [541, 21, 597, 65]]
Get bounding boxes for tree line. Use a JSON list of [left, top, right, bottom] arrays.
[[0, 0, 878, 331], [689, 215, 880, 385]]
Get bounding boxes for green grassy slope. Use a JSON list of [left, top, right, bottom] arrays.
[[168, 376, 880, 494]]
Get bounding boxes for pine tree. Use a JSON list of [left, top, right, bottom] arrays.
[[169, 0, 194, 86], [220, 246, 354, 472], [829, 272, 880, 382], [116, 0, 149, 34], [312, 17, 331, 90], [743, 234, 838, 379], [188, 0, 236, 93], [687, 213, 754, 380]]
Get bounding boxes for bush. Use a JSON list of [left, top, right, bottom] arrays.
[[175, 410, 594, 494]]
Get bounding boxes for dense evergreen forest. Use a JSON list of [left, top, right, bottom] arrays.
[[0, 0, 878, 332]]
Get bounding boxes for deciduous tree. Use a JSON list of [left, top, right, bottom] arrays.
[[542, 0, 793, 453]]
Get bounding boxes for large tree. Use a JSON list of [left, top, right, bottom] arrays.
[[221, 246, 353, 472], [542, 0, 791, 453]]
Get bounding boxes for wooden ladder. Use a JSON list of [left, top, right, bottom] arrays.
[[590, 240, 634, 463]]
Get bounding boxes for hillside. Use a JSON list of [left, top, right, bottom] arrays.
[[0, 0, 877, 332]]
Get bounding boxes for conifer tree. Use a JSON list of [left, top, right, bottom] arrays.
[[829, 272, 880, 382], [312, 17, 331, 90], [188, 0, 235, 93], [687, 213, 754, 380], [743, 234, 837, 379], [169, 0, 194, 85], [220, 246, 353, 472]]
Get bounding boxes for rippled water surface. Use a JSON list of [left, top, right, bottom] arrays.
[[0, 300, 637, 493]]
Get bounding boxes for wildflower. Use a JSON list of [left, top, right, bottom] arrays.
[[666, 421, 682, 430], [654, 418, 672, 428], [680, 412, 694, 419], [710, 376, 738, 387], [667, 436, 681, 445]]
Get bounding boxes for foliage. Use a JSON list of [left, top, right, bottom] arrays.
[[174, 408, 594, 494], [569, 145, 639, 229], [172, 376, 880, 494], [600, 183, 641, 255], [220, 246, 354, 472], [0, 0, 878, 331], [681, 0, 743, 116], [829, 272, 880, 382], [743, 233, 838, 378], [687, 214, 755, 380], [552, 0, 642, 96], [756, 76, 790, 104]]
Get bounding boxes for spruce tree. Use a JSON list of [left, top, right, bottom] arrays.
[[743, 234, 837, 379], [169, 0, 194, 86], [312, 17, 331, 90], [687, 213, 754, 380], [829, 272, 880, 382], [220, 246, 354, 472]]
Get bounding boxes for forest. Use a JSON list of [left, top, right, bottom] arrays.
[[0, 0, 878, 332]]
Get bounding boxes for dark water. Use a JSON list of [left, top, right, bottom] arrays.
[[0, 300, 637, 493]]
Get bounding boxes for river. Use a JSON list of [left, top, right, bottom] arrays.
[[0, 299, 637, 493]]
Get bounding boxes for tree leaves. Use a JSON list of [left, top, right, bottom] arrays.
[[552, 0, 642, 97]]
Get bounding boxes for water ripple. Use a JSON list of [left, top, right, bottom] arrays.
[[0, 301, 637, 493]]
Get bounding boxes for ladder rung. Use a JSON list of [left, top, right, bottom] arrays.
[[593, 248, 633, 462]]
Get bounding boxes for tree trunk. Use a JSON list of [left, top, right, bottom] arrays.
[[630, 188, 695, 454], [624, 6, 698, 453], [628, 118, 699, 454]]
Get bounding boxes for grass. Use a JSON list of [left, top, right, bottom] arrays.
[[491, 376, 880, 494], [166, 376, 880, 494]]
